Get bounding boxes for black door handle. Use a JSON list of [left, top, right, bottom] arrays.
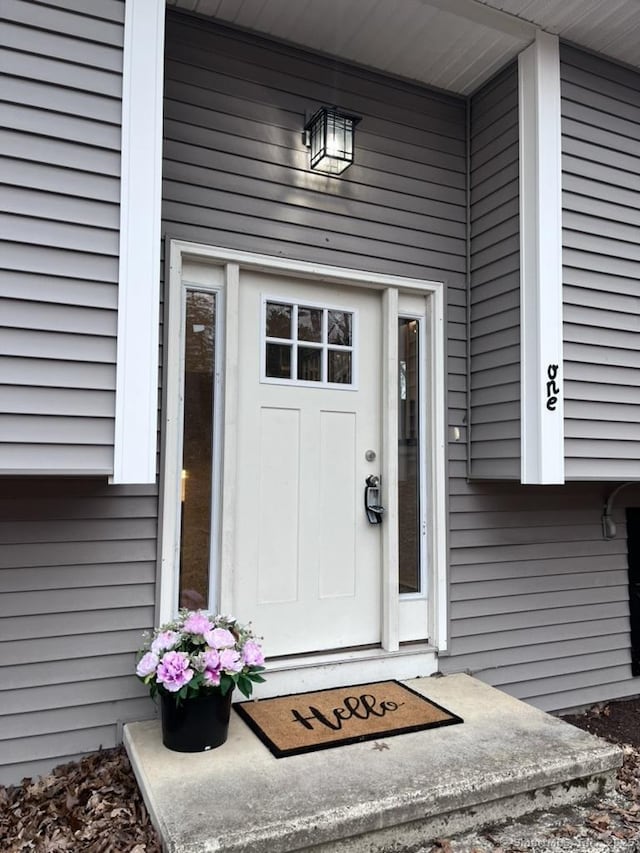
[[364, 475, 384, 524]]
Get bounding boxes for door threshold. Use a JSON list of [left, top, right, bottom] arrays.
[[251, 643, 438, 700]]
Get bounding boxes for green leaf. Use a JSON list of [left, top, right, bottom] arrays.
[[247, 673, 266, 683], [237, 675, 253, 699]]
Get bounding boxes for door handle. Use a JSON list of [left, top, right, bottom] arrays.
[[364, 475, 385, 524]]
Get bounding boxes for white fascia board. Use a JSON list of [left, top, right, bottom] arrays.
[[519, 31, 565, 485], [112, 0, 166, 485]]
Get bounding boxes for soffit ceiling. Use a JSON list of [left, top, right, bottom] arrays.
[[167, 0, 640, 95]]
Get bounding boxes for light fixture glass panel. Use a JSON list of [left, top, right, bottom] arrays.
[[266, 302, 292, 339], [266, 343, 291, 378], [328, 350, 352, 384], [179, 290, 216, 611], [298, 306, 322, 342], [328, 310, 352, 346], [297, 347, 322, 382], [398, 318, 421, 595], [306, 108, 359, 175]]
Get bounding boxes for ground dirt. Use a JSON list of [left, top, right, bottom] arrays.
[[1, 699, 640, 852]]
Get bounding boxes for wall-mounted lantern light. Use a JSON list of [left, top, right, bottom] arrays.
[[303, 107, 361, 175]]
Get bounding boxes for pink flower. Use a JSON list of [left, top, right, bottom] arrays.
[[151, 630, 179, 655], [202, 649, 221, 686], [204, 627, 235, 649], [136, 651, 159, 678], [242, 641, 264, 667], [182, 611, 213, 636], [203, 668, 221, 687], [219, 648, 242, 673], [202, 649, 219, 669], [156, 651, 194, 692]]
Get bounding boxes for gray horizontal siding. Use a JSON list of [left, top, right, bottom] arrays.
[[442, 480, 640, 712], [468, 63, 520, 479], [163, 13, 467, 284], [0, 0, 124, 474], [0, 478, 157, 786], [560, 44, 640, 480]]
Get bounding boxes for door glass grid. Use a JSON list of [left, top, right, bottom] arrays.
[[264, 299, 354, 387]]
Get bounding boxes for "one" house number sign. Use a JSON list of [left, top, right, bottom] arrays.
[[546, 363, 560, 411]]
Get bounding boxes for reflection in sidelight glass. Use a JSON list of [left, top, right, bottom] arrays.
[[179, 290, 216, 611], [398, 318, 421, 594]]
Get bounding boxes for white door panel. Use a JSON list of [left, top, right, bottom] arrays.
[[233, 271, 382, 656]]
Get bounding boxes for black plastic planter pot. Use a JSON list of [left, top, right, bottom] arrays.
[[160, 690, 233, 752]]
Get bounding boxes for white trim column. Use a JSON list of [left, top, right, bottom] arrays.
[[381, 287, 399, 652], [518, 31, 565, 485], [112, 0, 166, 484]]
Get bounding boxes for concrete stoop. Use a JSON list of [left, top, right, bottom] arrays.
[[124, 674, 622, 853]]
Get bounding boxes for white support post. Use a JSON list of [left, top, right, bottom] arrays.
[[519, 31, 565, 484], [112, 0, 166, 484]]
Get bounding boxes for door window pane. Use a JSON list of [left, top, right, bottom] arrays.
[[266, 302, 292, 338], [328, 350, 352, 384], [398, 318, 421, 595], [328, 310, 352, 345], [266, 343, 292, 378], [298, 306, 322, 342], [179, 290, 216, 611], [298, 347, 322, 381]]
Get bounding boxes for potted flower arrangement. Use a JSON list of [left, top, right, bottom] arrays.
[[135, 610, 265, 752]]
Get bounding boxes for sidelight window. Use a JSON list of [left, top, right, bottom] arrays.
[[398, 316, 425, 597], [178, 289, 217, 611]]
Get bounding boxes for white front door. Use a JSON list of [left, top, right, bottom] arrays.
[[232, 270, 383, 657]]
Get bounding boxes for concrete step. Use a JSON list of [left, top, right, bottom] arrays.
[[124, 674, 622, 853]]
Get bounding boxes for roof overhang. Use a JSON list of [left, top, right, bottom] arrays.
[[166, 0, 640, 95]]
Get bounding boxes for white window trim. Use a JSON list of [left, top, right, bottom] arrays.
[[518, 30, 565, 485], [111, 0, 165, 484], [159, 241, 449, 653]]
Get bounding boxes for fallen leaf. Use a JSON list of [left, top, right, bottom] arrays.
[[554, 823, 580, 837]]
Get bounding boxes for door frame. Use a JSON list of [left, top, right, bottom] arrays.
[[159, 240, 449, 655]]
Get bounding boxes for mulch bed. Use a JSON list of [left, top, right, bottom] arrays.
[[1, 697, 640, 852], [564, 697, 640, 750], [0, 747, 161, 852]]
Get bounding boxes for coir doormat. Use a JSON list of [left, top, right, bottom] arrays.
[[233, 680, 463, 758]]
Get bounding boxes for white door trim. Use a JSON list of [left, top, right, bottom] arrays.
[[159, 240, 449, 654], [381, 287, 400, 651]]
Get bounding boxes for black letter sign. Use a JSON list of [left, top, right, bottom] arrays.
[[546, 364, 560, 412]]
